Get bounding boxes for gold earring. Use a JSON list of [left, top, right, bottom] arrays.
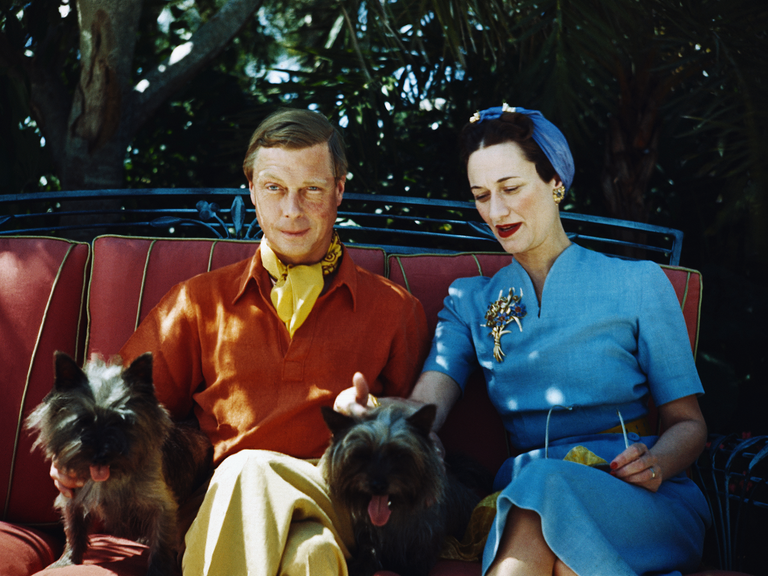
[[553, 185, 566, 204]]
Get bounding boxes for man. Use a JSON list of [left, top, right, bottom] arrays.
[[50, 108, 429, 576]]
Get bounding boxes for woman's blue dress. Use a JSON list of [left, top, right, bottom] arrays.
[[423, 243, 710, 576]]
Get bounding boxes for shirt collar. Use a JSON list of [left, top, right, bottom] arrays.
[[234, 244, 358, 310]]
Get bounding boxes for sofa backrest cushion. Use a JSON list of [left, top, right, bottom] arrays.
[[387, 253, 515, 475], [388, 253, 514, 335], [84, 239, 702, 480], [87, 236, 386, 357], [661, 266, 702, 358], [1, 237, 90, 525], [0, 234, 704, 528]]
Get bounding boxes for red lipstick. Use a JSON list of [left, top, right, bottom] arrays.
[[496, 223, 521, 238]]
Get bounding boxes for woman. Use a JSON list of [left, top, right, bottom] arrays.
[[341, 105, 710, 576]]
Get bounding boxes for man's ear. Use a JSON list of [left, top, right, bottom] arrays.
[[248, 179, 256, 205], [248, 179, 261, 224], [335, 175, 346, 206]]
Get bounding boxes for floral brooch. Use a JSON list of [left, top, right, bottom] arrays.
[[484, 288, 527, 362]]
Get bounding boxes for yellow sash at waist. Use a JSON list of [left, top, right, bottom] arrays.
[[600, 415, 654, 437]]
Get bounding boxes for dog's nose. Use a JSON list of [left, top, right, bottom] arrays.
[[369, 477, 389, 494]]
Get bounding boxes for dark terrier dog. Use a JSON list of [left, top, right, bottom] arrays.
[[25, 352, 213, 576], [321, 403, 482, 576]]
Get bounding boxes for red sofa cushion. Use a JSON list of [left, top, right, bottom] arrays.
[[86, 236, 386, 357], [0, 521, 62, 576], [0, 237, 90, 526], [661, 266, 702, 356], [388, 252, 514, 335], [0, 235, 740, 576], [387, 252, 515, 477], [0, 527, 149, 576]]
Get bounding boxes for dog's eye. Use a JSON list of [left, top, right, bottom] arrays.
[[348, 446, 373, 461], [75, 415, 94, 428]]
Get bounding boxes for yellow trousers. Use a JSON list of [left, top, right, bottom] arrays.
[[183, 450, 354, 576]]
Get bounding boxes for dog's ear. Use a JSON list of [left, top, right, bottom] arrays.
[[406, 404, 437, 437], [53, 351, 89, 392], [122, 352, 155, 397], [321, 406, 357, 435]]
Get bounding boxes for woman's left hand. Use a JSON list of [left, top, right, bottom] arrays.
[[609, 442, 663, 492], [608, 395, 708, 493]]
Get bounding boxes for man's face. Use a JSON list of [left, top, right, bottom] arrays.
[[248, 143, 345, 266]]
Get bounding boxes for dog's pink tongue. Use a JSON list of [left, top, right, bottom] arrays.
[[90, 465, 110, 482], [368, 495, 391, 527]]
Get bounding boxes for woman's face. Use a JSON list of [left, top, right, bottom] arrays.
[[468, 141, 562, 258]]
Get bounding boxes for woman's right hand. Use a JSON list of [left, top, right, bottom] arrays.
[[50, 461, 84, 498]]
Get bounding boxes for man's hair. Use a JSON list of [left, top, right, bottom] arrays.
[[242, 109, 348, 182], [458, 112, 557, 185]]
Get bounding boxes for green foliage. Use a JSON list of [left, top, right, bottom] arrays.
[[1, 0, 766, 432], [0, 66, 47, 192], [0, 0, 78, 192]]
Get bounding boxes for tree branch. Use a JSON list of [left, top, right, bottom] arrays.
[[0, 17, 73, 175], [128, 0, 264, 135]]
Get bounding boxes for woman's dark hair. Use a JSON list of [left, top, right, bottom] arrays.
[[458, 112, 557, 184]]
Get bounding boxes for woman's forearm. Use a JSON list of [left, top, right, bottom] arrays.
[[408, 370, 462, 432], [651, 398, 708, 480], [611, 394, 707, 490]]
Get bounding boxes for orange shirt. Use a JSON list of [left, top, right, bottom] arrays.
[[120, 246, 429, 464]]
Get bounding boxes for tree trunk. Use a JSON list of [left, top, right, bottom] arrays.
[[34, 0, 264, 190], [600, 61, 660, 225], [600, 54, 667, 258], [59, 0, 142, 189]]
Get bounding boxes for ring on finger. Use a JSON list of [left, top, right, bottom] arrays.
[[649, 466, 657, 479]]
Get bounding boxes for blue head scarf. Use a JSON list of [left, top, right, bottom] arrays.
[[470, 104, 575, 190]]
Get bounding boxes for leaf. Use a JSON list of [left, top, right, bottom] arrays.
[[196, 200, 220, 221], [230, 195, 245, 237], [151, 216, 182, 227]]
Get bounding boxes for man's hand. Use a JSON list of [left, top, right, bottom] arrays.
[[333, 372, 446, 463], [333, 372, 376, 417], [50, 461, 85, 499], [333, 372, 425, 417]]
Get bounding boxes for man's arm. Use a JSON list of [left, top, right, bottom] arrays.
[[118, 282, 202, 419]]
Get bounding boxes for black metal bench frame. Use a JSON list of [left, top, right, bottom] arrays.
[[2, 189, 682, 264]]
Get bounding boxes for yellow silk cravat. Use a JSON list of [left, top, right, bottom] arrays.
[[261, 232, 342, 338]]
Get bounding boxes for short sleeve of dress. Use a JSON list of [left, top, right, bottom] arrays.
[[422, 277, 482, 392], [636, 262, 704, 406]]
